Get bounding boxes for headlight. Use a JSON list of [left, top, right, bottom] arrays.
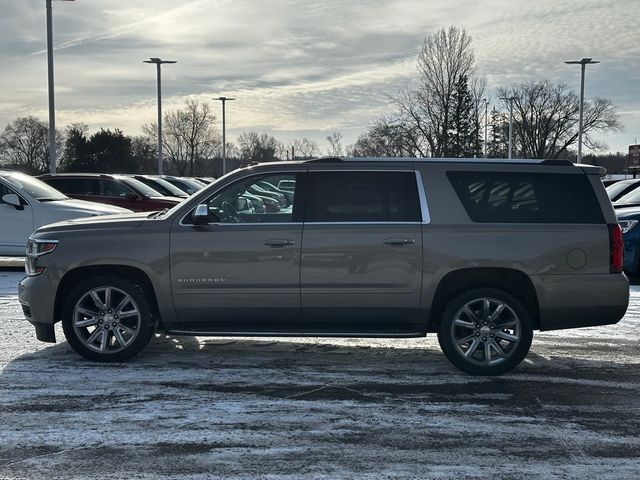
[[618, 219, 639, 234], [25, 238, 58, 276]]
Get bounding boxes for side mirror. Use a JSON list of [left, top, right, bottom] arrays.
[[192, 204, 210, 225], [2, 193, 24, 211], [125, 192, 139, 201]]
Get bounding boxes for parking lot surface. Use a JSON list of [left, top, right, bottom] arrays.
[[1, 269, 639, 479]]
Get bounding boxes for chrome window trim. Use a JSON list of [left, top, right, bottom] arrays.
[[415, 170, 431, 224], [178, 168, 430, 227], [179, 220, 303, 227], [303, 222, 422, 226]]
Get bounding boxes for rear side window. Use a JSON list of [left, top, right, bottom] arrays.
[[447, 171, 604, 223], [305, 171, 421, 222], [47, 178, 97, 195]]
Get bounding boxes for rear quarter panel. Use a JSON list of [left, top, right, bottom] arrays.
[[415, 163, 615, 325]]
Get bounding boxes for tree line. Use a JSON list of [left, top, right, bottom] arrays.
[[0, 26, 626, 176], [0, 103, 336, 176]]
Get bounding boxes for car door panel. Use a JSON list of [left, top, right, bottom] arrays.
[[301, 223, 422, 329], [169, 170, 304, 331], [300, 169, 425, 332]]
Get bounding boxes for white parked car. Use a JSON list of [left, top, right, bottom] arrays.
[[0, 170, 131, 256]]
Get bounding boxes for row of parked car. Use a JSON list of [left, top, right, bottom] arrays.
[[0, 170, 301, 256], [606, 178, 640, 276], [0, 172, 209, 256]]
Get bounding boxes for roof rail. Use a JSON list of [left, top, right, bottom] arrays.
[[541, 159, 574, 166], [306, 157, 344, 163]]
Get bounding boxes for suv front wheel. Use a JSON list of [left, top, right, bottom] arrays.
[[61, 276, 156, 362], [437, 288, 533, 375]]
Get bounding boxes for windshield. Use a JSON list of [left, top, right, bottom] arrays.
[[617, 186, 640, 204], [120, 177, 164, 197], [144, 177, 187, 197], [166, 177, 205, 195], [607, 180, 639, 200], [0, 172, 68, 201]]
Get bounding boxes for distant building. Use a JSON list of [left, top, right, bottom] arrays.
[[630, 144, 640, 167]]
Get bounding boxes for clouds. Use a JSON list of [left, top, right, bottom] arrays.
[[0, 0, 638, 153]]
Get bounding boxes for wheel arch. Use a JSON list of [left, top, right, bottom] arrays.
[[54, 265, 162, 328], [426, 267, 539, 332]]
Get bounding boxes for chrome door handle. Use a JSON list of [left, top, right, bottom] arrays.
[[264, 239, 296, 247], [383, 238, 415, 246]]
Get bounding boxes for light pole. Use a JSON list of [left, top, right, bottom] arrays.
[[482, 98, 489, 157], [214, 96, 234, 175], [500, 96, 518, 159], [46, 0, 75, 174], [565, 58, 599, 163], [144, 58, 177, 175]]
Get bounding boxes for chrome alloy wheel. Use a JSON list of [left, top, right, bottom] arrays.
[[451, 297, 521, 367], [72, 286, 141, 353]]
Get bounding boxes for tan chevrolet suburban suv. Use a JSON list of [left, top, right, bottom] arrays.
[[18, 157, 629, 375]]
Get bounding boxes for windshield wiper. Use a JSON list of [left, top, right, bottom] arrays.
[[37, 197, 66, 202]]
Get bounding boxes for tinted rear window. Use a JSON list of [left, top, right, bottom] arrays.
[[447, 171, 604, 224], [305, 171, 421, 222]]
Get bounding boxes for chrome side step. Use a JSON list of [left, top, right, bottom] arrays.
[[165, 329, 426, 338]]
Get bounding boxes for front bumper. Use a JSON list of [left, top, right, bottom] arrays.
[[533, 273, 629, 331], [18, 272, 58, 343]]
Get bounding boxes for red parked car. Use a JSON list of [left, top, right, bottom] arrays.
[[39, 173, 184, 212]]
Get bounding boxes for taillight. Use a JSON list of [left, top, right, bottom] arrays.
[[608, 224, 623, 273]]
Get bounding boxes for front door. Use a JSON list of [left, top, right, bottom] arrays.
[[0, 181, 33, 255], [300, 169, 425, 333], [170, 170, 304, 332]]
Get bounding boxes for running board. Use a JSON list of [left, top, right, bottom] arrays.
[[164, 329, 426, 338]]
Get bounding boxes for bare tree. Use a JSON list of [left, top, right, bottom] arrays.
[[326, 132, 344, 156], [496, 81, 622, 159], [143, 100, 221, 176], [130, 136, 157, 174], [390, 26, 483, 157], [0, 117, 61, 174], [237, 132, 281, 162], [347, 118, 418, 157], [292, 138, 320, 159]]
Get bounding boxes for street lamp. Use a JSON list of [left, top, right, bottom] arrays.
[[565, 57, 600, 163], [46, 0, 75, 174], [482, 98, 489, 158], [144, 58, 177, 175], [500, 96, 518, 159], [214, 97, 235, 175]]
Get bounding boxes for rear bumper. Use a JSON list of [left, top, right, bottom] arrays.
[[533, 273, 629, 331]]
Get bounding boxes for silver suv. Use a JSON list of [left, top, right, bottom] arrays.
[[18, 158, 629, 375]]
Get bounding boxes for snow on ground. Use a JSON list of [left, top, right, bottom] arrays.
[[0, 270, 639, 479]]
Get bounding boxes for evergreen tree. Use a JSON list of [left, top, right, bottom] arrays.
[[487, 108, 509, 158], [448, 75, 475, 157], [89, 129, 134, 173], [60, 123, 92, 172]]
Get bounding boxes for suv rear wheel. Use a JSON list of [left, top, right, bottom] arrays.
[[61, 276, 156, 362], [437, 288, 533, 375]]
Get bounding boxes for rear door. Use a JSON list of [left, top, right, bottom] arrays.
[[300, 167, 425, 333]]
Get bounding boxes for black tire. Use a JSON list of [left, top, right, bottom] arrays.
[[437, 288, 533, 376], [61, 275, 156, 362]]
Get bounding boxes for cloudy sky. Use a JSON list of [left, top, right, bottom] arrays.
[[1, 0, 638, 154]]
